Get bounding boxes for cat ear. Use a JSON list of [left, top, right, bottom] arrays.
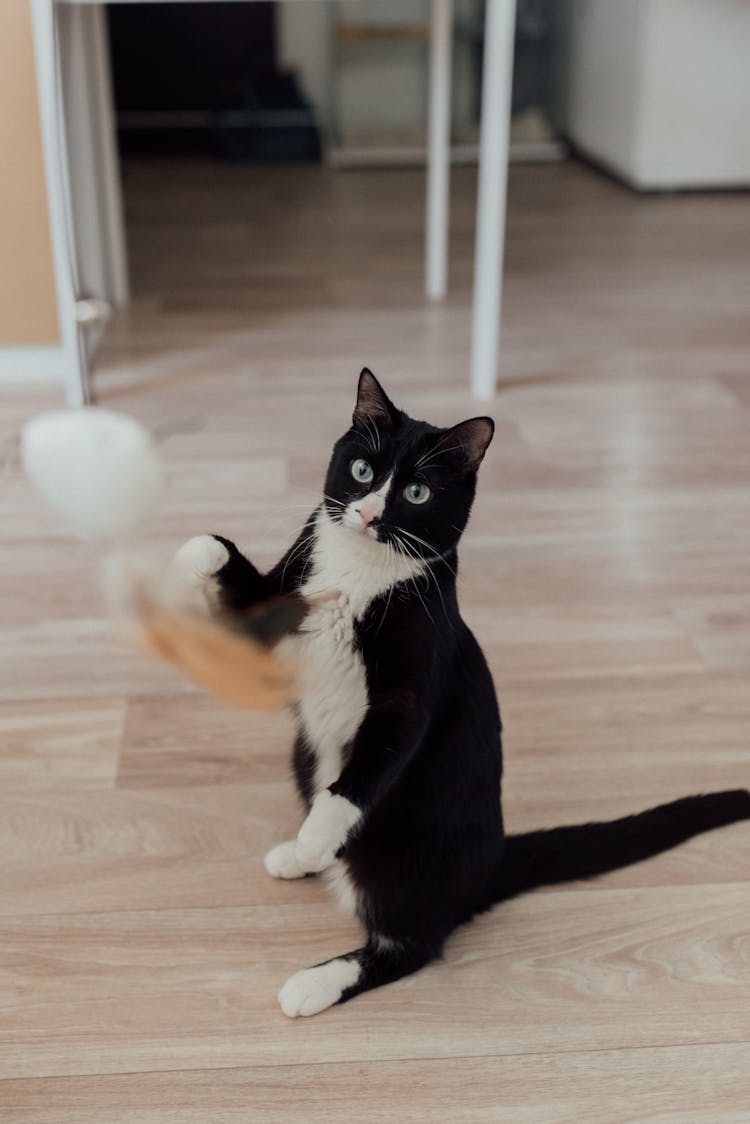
[[444, 417, 494, 473], [353, 368, 397, 429]]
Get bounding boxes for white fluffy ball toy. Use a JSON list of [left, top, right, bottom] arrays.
[[21, 407, 297, 710], [22, 408, 163, 546]]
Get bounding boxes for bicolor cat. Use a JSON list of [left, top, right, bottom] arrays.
[[171, 369, 750, 1018]]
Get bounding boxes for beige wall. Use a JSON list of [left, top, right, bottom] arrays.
[[0, 2, 60, 346]]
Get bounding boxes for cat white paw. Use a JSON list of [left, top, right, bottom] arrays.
[[165, 534, 229, 612], [294, 791, 361, 874], [264, 841, 306, 880], [278, 958, 361, 1018]]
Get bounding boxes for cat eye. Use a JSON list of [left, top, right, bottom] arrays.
[[350, 458, 374, 485], [403, 482, 431, 505]]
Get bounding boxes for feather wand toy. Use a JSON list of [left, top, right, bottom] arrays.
[[21, 408, 302, 710]]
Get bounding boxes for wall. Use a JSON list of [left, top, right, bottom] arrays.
[[0, 1, 60, 346]]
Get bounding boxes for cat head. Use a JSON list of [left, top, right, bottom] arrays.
[[323, 369, 493, 561]]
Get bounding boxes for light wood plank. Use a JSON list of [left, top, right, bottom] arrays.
[[0, 699, 124, 790], [0, 883, 748, 1080], [2, 1044, 750, 1123]]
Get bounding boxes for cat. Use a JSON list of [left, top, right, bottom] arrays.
[[171, 368, 750, 1018]]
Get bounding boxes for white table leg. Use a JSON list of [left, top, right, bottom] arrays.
[[31, 0, 91, 406], [470, 0, 516, 398], [425, 0, 453, 301], [88, 2, 129, 309]]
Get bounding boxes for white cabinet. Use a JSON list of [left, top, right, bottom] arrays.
[[557, 0, 750, 190]]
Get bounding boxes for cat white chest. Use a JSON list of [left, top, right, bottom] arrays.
[[293, 593, 368, 792], [277, 507, 426, 915], [280, 507, 425, 796]]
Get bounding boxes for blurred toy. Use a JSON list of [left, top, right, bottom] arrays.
[[21, 408, 299, 709]]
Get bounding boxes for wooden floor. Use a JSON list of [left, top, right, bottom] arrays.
[[2, 157, 749, 1121]]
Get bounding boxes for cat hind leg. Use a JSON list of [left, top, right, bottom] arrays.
[[277, 938, 436, 1018]]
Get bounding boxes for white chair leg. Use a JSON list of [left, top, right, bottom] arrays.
[[470, 0, 516, 399], [425, 0, 453, 301]]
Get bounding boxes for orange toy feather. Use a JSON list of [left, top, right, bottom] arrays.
[[136, 597, 298, 710]]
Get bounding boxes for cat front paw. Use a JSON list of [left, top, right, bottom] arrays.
[[294, 791, 362, 874], [165, 534, 230, 613], [264, 840, 307, 880]]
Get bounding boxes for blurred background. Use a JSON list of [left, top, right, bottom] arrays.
[[3, 0, 750, 402]]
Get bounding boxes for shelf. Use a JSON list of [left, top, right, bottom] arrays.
[[333, 22, 430, 46]]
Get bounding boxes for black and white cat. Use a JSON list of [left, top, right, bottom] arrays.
[[172, 369, 750, 1018]]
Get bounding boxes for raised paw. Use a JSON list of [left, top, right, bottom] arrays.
[[264, 840, 307, 880], [278, 957, 361, 1018], [164, 534, 230, 613]]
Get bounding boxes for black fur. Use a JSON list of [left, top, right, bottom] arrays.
[[209, 369, 750, 1008]]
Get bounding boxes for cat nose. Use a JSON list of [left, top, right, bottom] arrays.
[[357, 499, 383, 527]]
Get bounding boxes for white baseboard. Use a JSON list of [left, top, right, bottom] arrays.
[[327, 140, 568, 169], [0, 347, 76, 384]]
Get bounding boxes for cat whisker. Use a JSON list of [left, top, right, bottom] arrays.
[[375, 543, 396, 634], [394, 531, 451, 626], [286, 488, 346, 508], [284, 496, 346, 511], [423, 558, 451, 626], [280, 529, 317, 590], [397, 528, 456, 576], [356, 415, 380, 456], [393, 533, 435, 626], [414, 444, 465, 472], [367, 415, 382, 454], [415, 433, 464, 469]]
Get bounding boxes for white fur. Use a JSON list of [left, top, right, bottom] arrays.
[[274, 507, 424, 911], [303, 503, 422, 616], [280, 505, 424, 797], [163, 534, 229, 612], [372, 932, 400, 953], [294, 790, 361, 873], [264, 840, 306, 879], [344, 474, 393, 534], [323, 860, 360, 914], [21, 408, 162, 544], [278, 956, 362, 1018], [373, 930, 402, 948]]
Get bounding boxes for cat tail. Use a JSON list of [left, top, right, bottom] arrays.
[[135, 594, 308, 711], [493, 790, 750, 903]]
